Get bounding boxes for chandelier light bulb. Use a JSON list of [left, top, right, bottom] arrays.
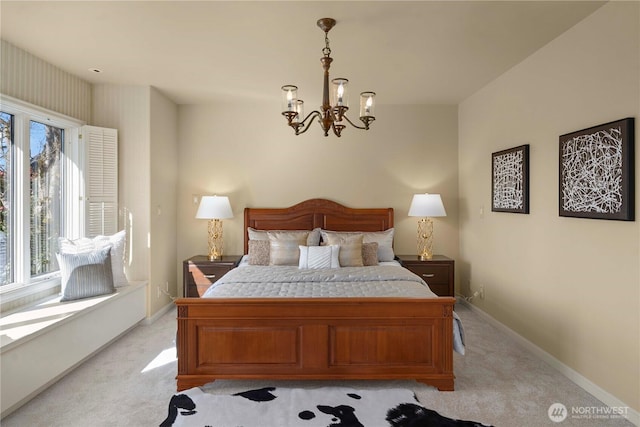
[[281, 85, 298, 113]]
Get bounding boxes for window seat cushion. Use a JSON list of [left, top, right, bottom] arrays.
[[0, 281, 146, 352]]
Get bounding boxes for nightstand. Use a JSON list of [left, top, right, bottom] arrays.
[[183, 255, 242, 297], [397, 254, 455, 297]]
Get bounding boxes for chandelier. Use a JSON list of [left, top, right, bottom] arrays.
[[281, 18, 376, 137]]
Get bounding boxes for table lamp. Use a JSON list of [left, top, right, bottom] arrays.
[[408, 193, 446, 260], [196, 195, 233, 260]]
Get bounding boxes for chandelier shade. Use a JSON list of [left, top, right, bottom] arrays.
[[281, 18, 376, 137]]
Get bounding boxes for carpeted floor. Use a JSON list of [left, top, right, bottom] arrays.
[[1, 303, 634, 426]]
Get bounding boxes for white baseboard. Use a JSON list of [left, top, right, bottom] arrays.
[[458, 299, 639, 426], [143, 301, 175, 325]]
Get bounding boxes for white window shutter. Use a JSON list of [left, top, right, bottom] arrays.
[[81, 125, 118, 237]]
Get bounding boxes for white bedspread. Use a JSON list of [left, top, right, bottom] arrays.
[[202, 265, 466, 355], [202, 265, 437, 298]]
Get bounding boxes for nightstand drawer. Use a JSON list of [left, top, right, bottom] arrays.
[[396, 255, 454, 297], [183, 255, 242, 297], [187, 265, 231, 285], [187, 282, 217, 298], [407, 265, 450, 285], [425, 283, 450, 296]]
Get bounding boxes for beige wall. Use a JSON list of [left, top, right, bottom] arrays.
[[176, 103, 459, 293], [92, 85, 179, 317], [458, 1, 639, 411], [92, 85, 152, 286], [150, 87, 179, 313]]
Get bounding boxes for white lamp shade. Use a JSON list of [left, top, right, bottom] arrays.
[[408, 194, 446, 217], [196, 195, 233, 219]]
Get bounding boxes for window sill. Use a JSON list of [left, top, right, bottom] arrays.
[[0, 277, 61, 312]]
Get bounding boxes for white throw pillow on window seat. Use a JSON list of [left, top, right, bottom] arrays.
[[58, 230, 129, 288]]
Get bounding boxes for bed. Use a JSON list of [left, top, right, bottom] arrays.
[[175, 199, 457, 391]]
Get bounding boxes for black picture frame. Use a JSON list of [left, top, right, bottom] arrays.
[[491, 144, 530, 214], [559, 118, 635, 221]]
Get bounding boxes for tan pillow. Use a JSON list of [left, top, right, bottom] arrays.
[[324, 234, 364, 267], [320, 228, 394, 261], [248, 240, 270, 265], [268, 232, 309, 266], [248, 227, 321, 246], [362, 242, 379, 266]]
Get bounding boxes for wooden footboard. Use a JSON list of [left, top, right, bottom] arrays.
[[175, 297, 456, 391]]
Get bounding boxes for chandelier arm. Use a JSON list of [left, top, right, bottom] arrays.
[[296, 123, 316, 135], [340, 113, 368, 130], [297, 110, 322, 127], [292, 111, 322, 135]]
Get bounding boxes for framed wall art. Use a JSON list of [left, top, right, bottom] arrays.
[[559, 117, 635, 221], [491, 144, 530, 214]]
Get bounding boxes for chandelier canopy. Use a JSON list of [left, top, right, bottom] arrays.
[[281, 18, 376, 137]]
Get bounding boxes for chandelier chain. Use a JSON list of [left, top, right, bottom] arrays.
[[322, 32, 331, 57]]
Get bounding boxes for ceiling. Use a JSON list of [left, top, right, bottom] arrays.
[[1, 1, 605, 107]]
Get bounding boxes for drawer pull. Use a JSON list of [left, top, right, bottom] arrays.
[[422, 273, 435, 278], [204, 274, 217, 279]]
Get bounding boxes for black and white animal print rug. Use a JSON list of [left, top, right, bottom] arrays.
[[160, 386, 492, 427]]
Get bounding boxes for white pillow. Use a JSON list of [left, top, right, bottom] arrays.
[[299, 245, 340, 269], [59, 230, 129, 287], [93, 230, 128, 287], [320, 228, 395, 262]]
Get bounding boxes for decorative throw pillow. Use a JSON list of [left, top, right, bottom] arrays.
[[59, 246, 115, 301], [324, 234, 364, 267], [92, 230, 128, 287], [248, 240, 270, 265], [362, 242, 379, 266], [299, 245, 340, 269], [248, 227, 321, 246], [268, 233, 309, 266], [59, 230, 129, 287], [320, 228, 395, 262]]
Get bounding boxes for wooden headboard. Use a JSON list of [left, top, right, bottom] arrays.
[[243, 199, 394, 254]]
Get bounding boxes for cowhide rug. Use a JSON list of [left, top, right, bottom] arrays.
[[159, 386, 492, 427]]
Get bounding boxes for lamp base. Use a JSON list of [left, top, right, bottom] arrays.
[[416, 217, 434, 261], [207, 219, 224, 261]]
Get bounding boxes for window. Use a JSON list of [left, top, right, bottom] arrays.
[[30, 120, 63, 277], [0, 96, 83, 294], [0, 112, 12, 285]]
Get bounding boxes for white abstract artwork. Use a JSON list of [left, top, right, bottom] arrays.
[[492, 145, 529, 213], [561, 126, 623, 214], [559, 118, 634, 221]]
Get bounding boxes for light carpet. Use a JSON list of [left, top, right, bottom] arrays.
[[1, 303, 635, 426]]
